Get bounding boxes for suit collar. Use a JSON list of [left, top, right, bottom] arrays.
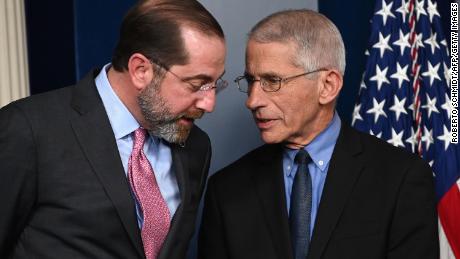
[[94, 63, 139, 139], [70, 70, 145, 258], [251, 144, 294, 259], [308, 124, 364, 259]]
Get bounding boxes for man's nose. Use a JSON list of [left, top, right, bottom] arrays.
[[195, 90, 216, 113], [245, 81, 265, 111]]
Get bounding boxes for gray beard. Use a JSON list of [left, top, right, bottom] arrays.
[[137, 81, 192, 144]]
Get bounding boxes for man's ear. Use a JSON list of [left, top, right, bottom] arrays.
[[127, 53, 153, 91], [318, 69, 343, 105]]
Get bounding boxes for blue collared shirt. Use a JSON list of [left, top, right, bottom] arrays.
[[283, 112, 341, 238], [95, 64, 181, 226]]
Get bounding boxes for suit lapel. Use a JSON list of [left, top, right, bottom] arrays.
[[69, 71, 145, 258], [308, 125, 364, 259], [251, 145, 293, 259], [158, 143, 190, 259]]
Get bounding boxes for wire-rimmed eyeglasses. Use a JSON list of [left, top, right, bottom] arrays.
[[149, 59, 228, 93], [234, 68, 328, 93]]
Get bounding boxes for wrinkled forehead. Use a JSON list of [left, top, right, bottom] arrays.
[[245, 40, 300, 74]]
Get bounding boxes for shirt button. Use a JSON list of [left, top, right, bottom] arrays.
[[319, 160, 324, 166]]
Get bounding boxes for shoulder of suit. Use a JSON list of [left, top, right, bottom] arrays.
[[1, 85, 74, 119], [0, 69, 104, 130], [210, 144, 279, 182], [347, 125, 426, 167]]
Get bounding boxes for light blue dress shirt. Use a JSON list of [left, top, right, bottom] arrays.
[[95, 64, 181, 227], [283, 112, 341, 238]]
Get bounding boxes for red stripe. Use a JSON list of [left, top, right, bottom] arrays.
[[407, 0, 424, 155], [438, 183, 460, 258]]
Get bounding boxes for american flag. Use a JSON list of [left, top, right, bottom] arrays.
[[352, 0, 460, 257]]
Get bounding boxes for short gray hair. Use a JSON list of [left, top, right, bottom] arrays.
[[248, 9, 346, 76]]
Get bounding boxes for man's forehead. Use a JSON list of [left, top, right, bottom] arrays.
[[245, 41, 300, 75]]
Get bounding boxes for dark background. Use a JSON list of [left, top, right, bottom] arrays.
[[24, 0, 452, 123]]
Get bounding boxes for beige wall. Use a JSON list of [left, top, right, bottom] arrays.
[[0, 0, 29, 107]]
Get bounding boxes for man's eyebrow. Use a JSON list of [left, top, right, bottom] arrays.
[[182, 70, 226, 82], [244, 71, 281, 78]]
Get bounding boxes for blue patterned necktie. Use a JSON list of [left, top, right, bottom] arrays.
[[289, 149, 312, 259]]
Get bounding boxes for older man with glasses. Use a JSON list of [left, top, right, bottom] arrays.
[[199, 9, 438, 259], [0, 1, 226, 259]]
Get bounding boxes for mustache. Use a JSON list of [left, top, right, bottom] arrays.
[[180, 110, 204, 120]]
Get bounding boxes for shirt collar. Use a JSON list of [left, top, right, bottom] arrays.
[[95, 63, 143, 140], [284, 112, 341, 175]]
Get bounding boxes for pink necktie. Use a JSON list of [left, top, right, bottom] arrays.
[[128, 128, 170, 259]]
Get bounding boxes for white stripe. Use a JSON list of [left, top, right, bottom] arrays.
[[439, 218, 456, 259]]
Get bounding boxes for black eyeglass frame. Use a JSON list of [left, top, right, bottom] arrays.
[[234, 68, 328, 93]]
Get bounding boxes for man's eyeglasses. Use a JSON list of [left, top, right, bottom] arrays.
[[234, 68, 328, 93], [149, 59, 228, 93]]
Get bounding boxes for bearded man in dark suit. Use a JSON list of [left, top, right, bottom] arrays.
[[0, 1, 227, 258], [199, 9, 438, 259]]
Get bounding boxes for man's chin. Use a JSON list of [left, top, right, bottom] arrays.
[[260, 131, 283, 144], [155, 122, 193, 144], [170, 129, 192, 144]]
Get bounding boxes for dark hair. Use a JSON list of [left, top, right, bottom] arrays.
[[112, 0, 224, 72]]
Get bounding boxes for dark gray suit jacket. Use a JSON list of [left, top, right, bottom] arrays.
[[199, 125, 438, 259], [0, 70, 211, 259]]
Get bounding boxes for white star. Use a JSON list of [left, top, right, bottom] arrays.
[[437, 125, 451, 151], [389, 96, 408, 121], [359, 74, 367, 91], [352, 104, 363, 126], [367, 98, 387, 123], [441, 39, 450, 55], [429, 161, 435, 177], [421, 126, 434, 151], [390, 63, 410, 89], [441, 93, 453, 119], [415, 33, 425, 48], [407, 100, 416, 118], [424, 32, 440, 54], [373, 32, 393, 58], [406, 127, 418, 153], [359, 81, 367, 94], [427, 0, 440, 22], [365, 49, 370, 56], [444, 62, 451, 87], [422, 61, 441, 85], [376, 0, 396, 25], [422, 94, 440, 119], [393, 30, 411, 55], [396, 0, 410, 23], [370, 129, 383, 139], [387, 128, 405, 148], [441, 39, 448, 47], [359, 73, 367, 94], [370, 65, 390, 90], [415, 0, 427, 20]]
